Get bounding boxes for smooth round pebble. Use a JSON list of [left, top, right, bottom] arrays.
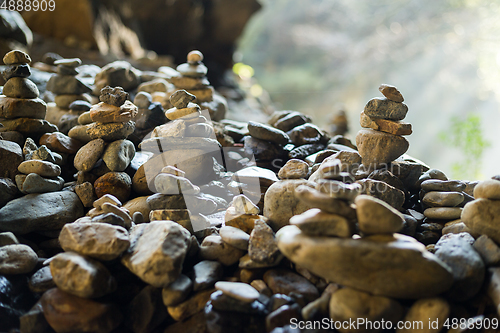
[[214, 281, 260, 303]]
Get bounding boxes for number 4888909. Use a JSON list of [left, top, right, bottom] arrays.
[[1, 0, 56, 11]]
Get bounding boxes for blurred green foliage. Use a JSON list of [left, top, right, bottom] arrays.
[[439, 114, 490, 179]]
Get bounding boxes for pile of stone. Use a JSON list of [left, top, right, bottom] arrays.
[[128, 91, 167, 145], [0, 50, 57, 141], [45, 57, 93, 134], [162, 50, 227, 121], [356, 84, 411, 169], [72, 86, 137, 205], [15, 138, 64, 194]]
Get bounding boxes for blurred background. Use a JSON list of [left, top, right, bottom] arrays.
[[3, 0, 499, 180]]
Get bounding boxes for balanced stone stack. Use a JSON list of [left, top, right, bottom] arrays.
[[419, 178, 466, 244], [0, 50, 57, 140], [80, 194, 135, 229], [148, 165, 215, 235], [356, 84, 411, 169], [15, 138, 64, 194], [167, 50, 227, 121], [138, 89, 221, 186], [128, 91, 167, 145], [73, 86, 137, 204], [46, 58, 93, 133]]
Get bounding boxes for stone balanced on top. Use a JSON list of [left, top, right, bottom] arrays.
[[356, 84, 411, 168]]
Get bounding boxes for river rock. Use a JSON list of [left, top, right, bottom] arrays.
[[219, 226, 250, 251], [199, 235, 246, 266], [422, 191, 464, 207], [215, 281, 260, 303], [99, 86, 128, 106], [162, 274, 193, 307], [249, 220, 280, 264], [3, 77, 39, 99], [434, 233, 485, 301], [463, 198, 500, 243], [0, 118, 57, 135], [248, 121, 290, 145], [46, 75, 92, 95], [0, 191, 83, 234], [3, 50, 31, 65], [360, 111, 412, 135], [2, 63, 30, 80], [87, 120, 135, 141], [121, 220, 191, 288], [0, 96, 46, 119], [423, 207, 462, 220], [41, 288, 122, 333], [102, 139, 135, 172], [264, 268, 319, 303], [396, 297, 449, 333], [59, 222, 130, 260], [474, 235, 500, 266], [290, 208, 355, 237], [50, 252, 116, 298], [18, 159, 61, 177], [474, 179, 500, 200], [277, 226, 454, 298], [278, 159, 309, 179], [39, 131, 82, 154], [379, 84, 404, 102], [356, 129, 409, 167], [330, 287, 403, 333], [355, 195, 404, 234], [293, 185, 356, 218], [0, 244, 37, 274], [94, 172, 132, 203], [421, 179, 465, 192], [364, 97, 408, 120], [21, 173, 64, 193], [0, 140, 22, 180]]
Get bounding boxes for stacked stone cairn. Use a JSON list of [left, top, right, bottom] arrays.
[[73, 86, 137, 206], [15, 138, 65, 194], [165, 50, 227, 121], [45, 58, 93, 133], [0, 50, 57, 140], [356, 84, 411, 169], [128, 91, 167, 145]]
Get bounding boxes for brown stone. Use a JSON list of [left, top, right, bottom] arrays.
[[0, 118, 57, 135], [360, 111, 412, 135], [379, 84, 404, 102], [356, 129, 409, 168], [94, 172, 132, 203], [40, 288, 122, 333], [263, 268, 319, 303], [0, 140, 23, 180], [0, 97, 46, 119], [167, 289, 214, 322], [39, 132, 82, 154], [89, 101, 138, 123]]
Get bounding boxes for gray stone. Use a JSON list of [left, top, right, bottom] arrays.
[[2, 63, 30, 81], [474, 235, 500, 266], [330, 287, 403, 333], [74, 138, 105, 172], [69, 100, 92, 112], [277, 226, 454, 299], [54, 58, 82, 67], [0, 140, 23, 180], [18, 159, 60, 177], [190, 260, 223, 291], [121, 221, 191, 288], [154, 173, 199, 195], [68, 124, 93, 142], [0, 118, 57, 135], [364, 97, 408, 120], [287, 123, 323, 146], [46, 75, 92, 95], [0, 244, 38, 274], [21, 173, 64, 193], [99, 86, 129, 106], [31, 145, 56, 163], [289, 208, 355, 238], [162, 274, 193, 306], [434, 232, 485, 301], [3, 77, 39, 98], [0, 177, 18, 207], [152, 120, 186, 138], [176, 63, 208, 78], [50, 252, 116, 298], [29, 266, 55, 293], [102, 139, 135, 172], [248, 121, 290, 145], [134, 91, 152, 109], [356, 178, 406, 209], [126, 285, 168, 333], [0, 231, 18, 246]]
